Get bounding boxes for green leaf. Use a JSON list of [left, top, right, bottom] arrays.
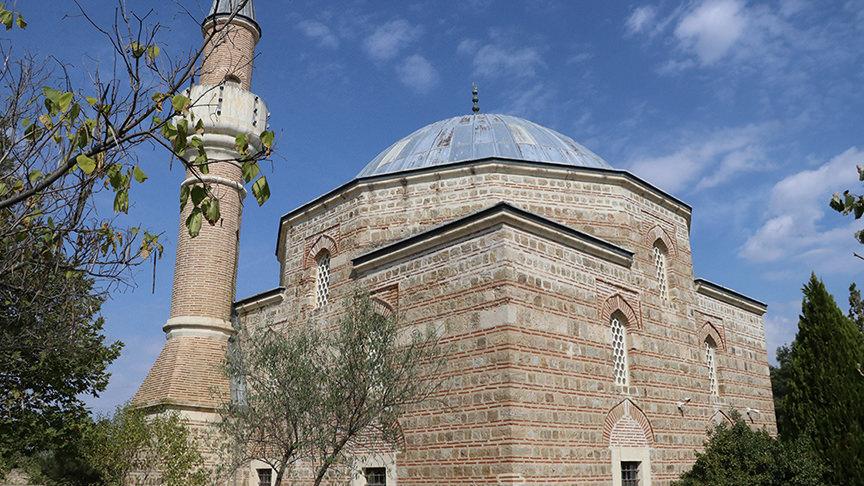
[[113, 190, 129, 213], [830, 193, 845, 212], [129, 41, 145, 58], [152, 92, 166, 111], [251, 176, 270, 206], [15, 13, 25, 29], [260, 130, 275, 150], [171, 94, 190, 113], [0, 10, 12, 30], [844, 191, 854, 210], [42, 86, 60, 104], [195, 118, 205, 135], [28, 170, 42, 183], [179, 185, 190, 211], [147, 44, 160, 62], [76, 154, 96, 175], [241, 162, 259, 183], [190, 185, 207, 206], [234, 133, 249, 155], [186, 208, 203, 238], [86, 96, 98, 106], [57, 92, 73, 113], [0, 182, 6, 197], [133, 165, 148, 183], [203, 197, 220, 224], [855, 200, 864, 220]]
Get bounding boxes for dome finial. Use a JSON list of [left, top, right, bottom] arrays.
[[472, 83, 480, 114]]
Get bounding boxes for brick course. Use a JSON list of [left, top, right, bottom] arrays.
[[241, 164, 776, 485]]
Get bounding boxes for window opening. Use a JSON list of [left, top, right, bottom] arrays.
[[315, 252, 330, 308], [611, 315, 629, 386], [621, 461, 640, 486]]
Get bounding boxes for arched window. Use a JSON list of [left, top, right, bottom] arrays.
[[652, 240, 669, 304], [705, 336, 719, 397], [611, 313, 629, 386], [315, 251, 331, 309]]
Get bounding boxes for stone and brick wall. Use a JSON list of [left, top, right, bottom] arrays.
[[238, 161, 773, 485]]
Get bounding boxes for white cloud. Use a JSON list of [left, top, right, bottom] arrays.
[[363, 19, 423, 62], [396, 54, 439, 94], [626, 6, 657, 35], [674, 0, 748, 64], [458, 39, 545, 79], [626, 124, 769, 194], [297, 20, 340, 49], [741, 147, 862, 266]]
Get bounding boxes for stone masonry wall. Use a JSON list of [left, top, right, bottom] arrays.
[[239, 164, 774, 485]]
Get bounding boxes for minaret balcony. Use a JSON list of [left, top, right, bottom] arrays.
[[184, 83, 269, 153]]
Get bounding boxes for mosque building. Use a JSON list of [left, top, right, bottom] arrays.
[[134, 1, 777, 485]]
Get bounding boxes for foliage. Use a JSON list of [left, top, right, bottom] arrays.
[[220, 291, 445, 486], [773, 274, 864, 485], [849, 283, 864, 334], [0, 238, 122, 470], [84, 405, 209, 486], [830, 164, 864, 248], [673, 412, 826, 486], [769, 344, 792, 436], [0, 0, 272, 480]]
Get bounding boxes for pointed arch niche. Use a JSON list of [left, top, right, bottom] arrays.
[[604, 399, 654, 486]]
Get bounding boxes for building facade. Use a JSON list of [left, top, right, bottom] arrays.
[[135, 2, 776, 485]]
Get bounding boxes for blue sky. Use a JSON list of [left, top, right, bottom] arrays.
[[14, 0, 864, 413]]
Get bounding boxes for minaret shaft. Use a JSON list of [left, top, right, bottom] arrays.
[[134, 3, 264, 413]]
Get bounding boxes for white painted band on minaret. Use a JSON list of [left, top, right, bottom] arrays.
[[181, 175, 248, 199]]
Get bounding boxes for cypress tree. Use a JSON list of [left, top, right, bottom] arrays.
[[848, 283, 864, 335], [779, 274, 864, 484]]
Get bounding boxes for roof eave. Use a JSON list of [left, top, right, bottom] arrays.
[[273, 158, 692, 262]]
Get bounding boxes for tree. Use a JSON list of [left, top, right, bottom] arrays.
[[0, 0, 274, 475], [83, 404, 209, 486], [769, 344, 792, 436], [848, 283, 864, 334], [220, 292, 445, 486], [830, 165, 864, 257], [0, 244, 121, 472], [775, 274, 864, 484], [674, 412, 826, 486]]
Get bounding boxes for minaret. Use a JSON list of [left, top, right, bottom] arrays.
[[133, 0, 266, 417]]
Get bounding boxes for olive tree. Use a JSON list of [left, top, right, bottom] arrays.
[[219, 292, 446, 486], [84, 404, 210, 486]]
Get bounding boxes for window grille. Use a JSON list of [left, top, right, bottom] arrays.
[[257, 468, 272, 486], [706, 340, 719, 397], [364, 467, 387, 486], [315, 252, 330, 308], [621, 461, 640, 486], [653, 244, 669, 303], [611, 316, 629, 386]]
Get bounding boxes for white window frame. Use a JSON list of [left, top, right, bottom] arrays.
[[611, 448, 652, 486]]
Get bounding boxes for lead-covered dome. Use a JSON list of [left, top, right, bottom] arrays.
[[357, 113, 612, 178]]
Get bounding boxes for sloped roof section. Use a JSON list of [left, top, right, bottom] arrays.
[[208, 0, 256, 22], [132, 336, 229, 411], [352, 202, 633, 274]]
